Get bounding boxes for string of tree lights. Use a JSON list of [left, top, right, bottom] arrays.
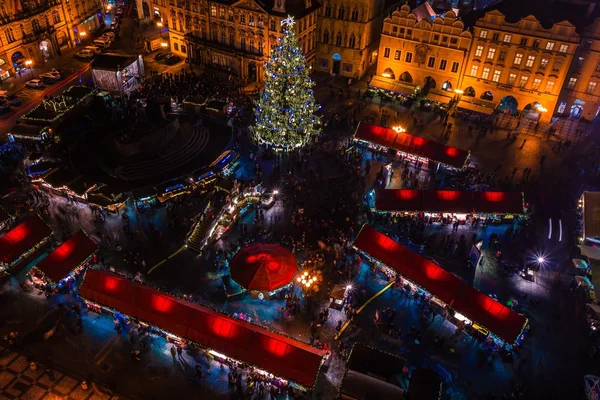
[[252, 16, 321, 151]]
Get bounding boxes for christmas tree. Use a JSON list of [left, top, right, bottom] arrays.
[[252, 16, 321, 151]]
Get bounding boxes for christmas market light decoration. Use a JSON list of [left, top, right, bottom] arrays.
[[251, 15, 321, 151], [392, 125, 406, 133]]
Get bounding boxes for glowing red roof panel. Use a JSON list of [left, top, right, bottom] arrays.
[[80, 270, 325, 387], [35, 230, 97, 284], [0, 215, 52, 265], [473, 191, 524, 214], [230, 244, 298, 291]]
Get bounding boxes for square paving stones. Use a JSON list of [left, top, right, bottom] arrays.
[[0, 351, 18, 367], [0, 369, 16, 388], [7, 355, 29, 373], [53, 375, 78, 395], [20, 385, 46, 400]]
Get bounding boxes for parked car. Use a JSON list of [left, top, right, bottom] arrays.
[[76, 49, 95, 59], [93, 39, 112, 48], [84, 45, 102, 54], [154, 52, 170, 60], [164, 54, 182, 65], [102, 32, 115, 39], [25, 79, 44, 89], [39, 71, 61, 81], [0, 92, 21, 106]]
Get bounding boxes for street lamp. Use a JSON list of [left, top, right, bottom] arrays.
[[392, 125, 405, 133], [156, 22, 163, 28], [79, 31, 87, 45], [24, 59, 33, 79], [160, 42, 168, 48]]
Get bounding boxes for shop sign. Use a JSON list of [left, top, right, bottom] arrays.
[[575, 99, 586, 105]]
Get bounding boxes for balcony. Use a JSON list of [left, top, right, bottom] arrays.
[[22, 26, 55, 43], [0, 0, 60, 26]]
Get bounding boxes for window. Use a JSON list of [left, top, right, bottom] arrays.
[[221, 30, 225, 43], [318, 58, 328, 68], [335, 31, 342, 46], [323, 30, 329, 43], [428, 57, 436, 68], [587, 81, 597, 94], [479, 30, 488, 38], [442, 36, 448, 43], [450, 37, 458, 45], [338, 4, 344, 19], [351, 6, 358, 21], [383, 47, 390, 58], [514, 53, 523, 65], [405, 52, 412, 63], [241, 37, 246, 50], [508, 72, 517, 85], [394, 50, 401, 60], [545, 80, 555, 92], [502, 34, 511, 43], [475, 45, 483, 57], [545, 41, 555, 50], [174, 42, 179, 51], [434, 34, 439, 41], [539, 58, 548, 69], [229, 32, 234, 46], [492, 33, 499, 41], [218, 7, 224, 18], [451, 62, 459, 73], [400, 28, 405, 34], [567, 77, 577, 89], [181, 45, 187, 53], [520, 37, 528, 46], [250, 39, 255, 52], [518, 76, 528, 88], [525, 55, 535, 68], [552, 59, 562, 73], [343, 63, 353, 73], [229, 9, 234, 21], [406, 29, 412, 36], [52, 10, 60, 23], [5, 28, 15, 43], [249, 14, 255, 26], [392, 26, 397, 33], [470, 64, 479, 76], [210, 4, 216, 16], [533, 40, 540, 48], [559, 44, 568, 53], [270, 19, 276, 31], [239, 13, 245, 24], [487, 48, 496, 60], [439, 59, 447, 70], [324, 2, 331, 17], [492, 69, 501, 82], [577, 56, 585, 68], [532, 78, 541, 90], [482, 67, 490, 79], [349, 35, 355, 48]]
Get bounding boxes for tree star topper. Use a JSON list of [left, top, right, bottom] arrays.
[[281, 15, 295, 28]]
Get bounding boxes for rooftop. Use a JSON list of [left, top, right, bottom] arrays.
[[91, 54, 139, 71]]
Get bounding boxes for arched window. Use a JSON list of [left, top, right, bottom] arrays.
[[463, 86, 475, 97], [52, 10, 60, 24], [351, 6, 358, 21], [32, 19, 40, 33], [5, 28, 15, 43], [338, 4, 344, 19], [323, 29, 329, 43], [441, 81, 452, 91], [324, 2, 331, 17], [335, 31, 342, 46], [348, 34, 355, 48]]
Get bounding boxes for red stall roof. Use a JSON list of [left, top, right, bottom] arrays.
[[80, 270, 325, 387], [0, 215, 52, 265], [375, 190, 525, 215], [354, 123, 469, 169], [353, 225, 527, 343], [36, 231, 97, 284]]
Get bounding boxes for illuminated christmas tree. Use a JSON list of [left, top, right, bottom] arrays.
[[252, 16, 321, 151]]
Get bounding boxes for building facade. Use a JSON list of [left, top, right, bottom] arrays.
[[557, 15, 600, 121], [150, 0, 319, 82], [0, 0, 103, 81], [460, 10, 580, 124], [376, 5, 472, 102], [314, 0, 394, 79]]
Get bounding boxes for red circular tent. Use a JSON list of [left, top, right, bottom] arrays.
[[230, 244, 298, 291]]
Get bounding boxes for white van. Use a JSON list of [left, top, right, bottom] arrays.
[[93, 39, 111, 48]]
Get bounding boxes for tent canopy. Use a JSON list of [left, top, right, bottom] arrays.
[[230, 244, 298, 291], [0, 215, 52, 265], [353, 225, 527, 343], [354, 123, 469, 169], [80, 270, 324, 387], [35, 231, 97, 284], [583, 192, 600, 240], [375, 189, 524, 215]]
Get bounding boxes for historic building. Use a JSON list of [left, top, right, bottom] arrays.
[[0, 0, 102, 81], [460, 6, 580, 124], [557, 13, 600, 122], [150, 0, 319, 82], [314, 0, 398, 79], [374, 4, 472, 104]]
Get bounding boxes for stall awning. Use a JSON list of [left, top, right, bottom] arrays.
[[0, 215, 52, 266], [80, 270, 325, 388], [580, 245, 600, 260], [426, 93, 452, 104], [369, 76, 414, 96], [354, 123, 469, 169], [457, 100, 495, 115], [35, 231, 97, 284], [375, 189, 524, 215], [353, 225, 527, 343], [583, 192, 600, 240]]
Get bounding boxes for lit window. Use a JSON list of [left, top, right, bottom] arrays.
[[405, 52, 412, 63], [532, 78, 541, 90], [394, 50, 401, 60], [482, 67, 490, 79], [559, 44, 568, 53], [513, 53, 523, 65], [507, 72, 517, 85], [210, 5, 216, 16], [518, 76, 528, 88], [539, 58, 548, 69], [545, 80, 555, 92], [545, 41, 555, 50], [525, 55, 535, 68], [486, 48, 495, 59], [587, 81, 597, 94], [492, 69, 501, 82], [475, 45, 483, 57], [503, 34, 512, 43], [470, 64, 478, 76], [479, 30, 488, 38], [567, 77, 577, 89]]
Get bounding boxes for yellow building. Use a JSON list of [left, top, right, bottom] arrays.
[[557, 15, 600, 122], [151, 0, 319, 82], [374, 4, 472, 104], [460, 8, 580, 124], [314, 0, 399, 80], [0, 0, 103, 81]]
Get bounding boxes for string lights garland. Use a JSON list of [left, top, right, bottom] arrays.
[[251, 16, 321, 151]]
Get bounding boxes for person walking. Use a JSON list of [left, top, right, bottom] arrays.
[[195, 363, 202, 379], [170, 345, 176, 359]]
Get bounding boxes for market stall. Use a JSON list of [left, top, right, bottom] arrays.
[[132, 186, 159, 212], [0, 206, 11, 233], [229, 244, 298, 298], [0, 215, 52, 271], [29, 230, 97, 289], [91, 54, 145, 95], [353, 122, 469, 169], [79, 269, 325, 390], [353, 225, 528, 345], [580, 192, 600, 244]]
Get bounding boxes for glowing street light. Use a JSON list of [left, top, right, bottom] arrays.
[[454, 89, 464, 94], [156, 22, 163, 28], [24, 60, 32, 68], [80, 31, 87, 38], [537, 256, 546, 264], [160, 42, 168, 48], [392, 125, 405, 133]]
